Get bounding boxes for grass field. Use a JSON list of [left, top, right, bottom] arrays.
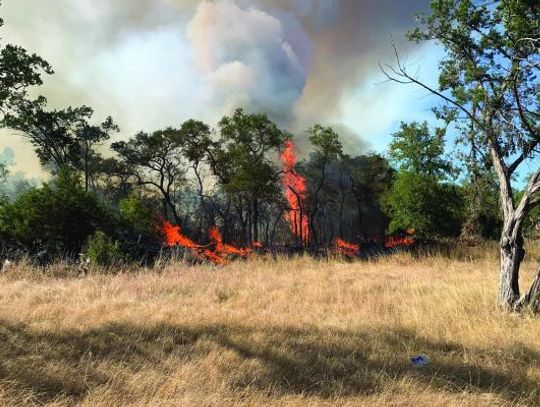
[[1, 245, 540, 406]]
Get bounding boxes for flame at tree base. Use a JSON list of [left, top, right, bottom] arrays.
[[335, 238, 360, 257], [162, 221, 415, 265], [162, 221, 253, 265], [385, 229, 416, 248]]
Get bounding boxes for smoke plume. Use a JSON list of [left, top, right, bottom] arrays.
[[0, 0, 431, 177]]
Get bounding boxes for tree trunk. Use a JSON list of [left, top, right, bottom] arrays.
[[498, 230, 525, 309], [194, 165, 207, 237], [253, 199, 259, 243], [84, 148, 90, 192], [493, 158, 540, 311], [339, 190, 345, 238], [516, 268, 540, 313], [356, 198, 364, 239]]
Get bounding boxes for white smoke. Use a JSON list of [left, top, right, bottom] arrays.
[[1, 0, 431, 178], [186, 0, 313, 122]]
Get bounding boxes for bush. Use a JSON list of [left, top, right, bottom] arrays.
[[0, 169, 117, 259], [383, 171, 465, 239], [119, 193, 160, 237], [84, 231, 124, 267]]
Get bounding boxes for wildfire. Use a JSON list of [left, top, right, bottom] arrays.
[[385, 229, 416, 248], [280, 140, 309, 243], [162, 221, 252, 265], [209, 226, 252, 257], [335, 238, 360, 257]]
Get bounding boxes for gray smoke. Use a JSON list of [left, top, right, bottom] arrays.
[[0, 0, 431, 176]]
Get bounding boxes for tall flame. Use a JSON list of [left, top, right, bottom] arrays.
[[280, 140, 309, 243], [162, 221, 252, 265]]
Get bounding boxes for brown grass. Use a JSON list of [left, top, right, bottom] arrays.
[[1, 244, 540, 406]]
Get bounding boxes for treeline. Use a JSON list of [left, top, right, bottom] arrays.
[[0, 102, 528, 264], [0, 0, 539, 280]]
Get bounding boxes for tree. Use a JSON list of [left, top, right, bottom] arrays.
[[0, 0, 53, 114], [306, 124, 343, 245], [460, 170, 502, 242], [91, 156, 134, 200], [77, 116, 119, 191], [381, 0, 540, 311], [384, 172, 464, 239], [384, 121, 462, 239], [2, 96, 92, 170], [112, 128, 187, 225], [178, 119, 214, 236], [0, 169, 115, 258], [342, 154, 394, 239], [209, 109, 287, 243], [389, 121, 452, 177], [119, 193, 160, 238]]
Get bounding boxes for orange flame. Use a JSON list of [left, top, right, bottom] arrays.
[[209, 226, 252, 257], [280, 140, 309, 243], [162, 221, 252, 265], [385, 229, 416, 248], [335, 238, 360, 257], [162, 221, 201, 249]]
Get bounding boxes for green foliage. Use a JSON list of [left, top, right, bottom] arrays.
[[112, 127, 187, 224], [213, 108, 287, 199], [389, 121, 452, 178], [462, 173, 502, 240], [178, 119, 212, 166], [2, 97, 97, 170], [307, 125, 343, 160], [384, 172, 465, 239], [119, 193, 159, 238], [343, 154, 394, 204], [405, 0, 539, 211], [385, 121, 462, 240], [84, 231, 123, 267], [0, 169, 116, 257]]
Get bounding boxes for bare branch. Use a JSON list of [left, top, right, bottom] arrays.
[[380, 41, 484, 130]]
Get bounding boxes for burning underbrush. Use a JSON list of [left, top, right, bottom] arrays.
[[159, 140, 416, 266], [162, 221, 256, 265], [335, 239, 361, 257], [161, 220, 415, 266]]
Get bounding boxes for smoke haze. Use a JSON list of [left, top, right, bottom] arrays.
[[0, 0, 434, 177]]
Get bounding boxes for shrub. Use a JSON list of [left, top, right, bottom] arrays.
[[383, 171, 465, 239], [0, 169, 117, 258], [84, 231, 124, 267], [119, 193, 160, 237]]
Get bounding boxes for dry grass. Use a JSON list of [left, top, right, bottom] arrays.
[[1, 244, 540, 406]]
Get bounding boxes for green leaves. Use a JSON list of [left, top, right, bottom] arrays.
[[307, 125, 343, 160], [1, 97, 114, 171], [0, 169, 116, 256], [389, 121, 453, 179], [212, 108, 287, 200], [405, 0, 539, 165], [384, 171, 465, 239]]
